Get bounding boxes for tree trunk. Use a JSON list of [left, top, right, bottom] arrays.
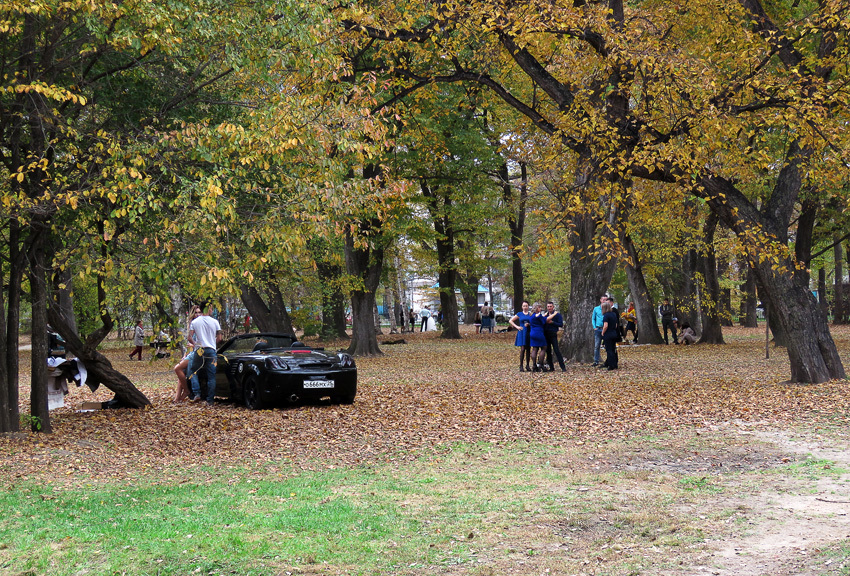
[[505, 162, 528, 313], [386, 287, 398, 334], [457, 272, 480, 324], [818, 267, 828, 320], [47, 287, 151, 409], [697, 213, 724, 344], [674, 249, 702, 334], [622, 232, 663, 344], [373, 301, 383, 335], [344, 226, 384, 356], [739, 262, 759, 327], [560, 212, 618, 363], [393, 256, 410, 333], [29, 227, 52, 433], [834, 236, 845, 324], [53, 267, 78, 335], [700, 174, 844, 382], [239, 284, 293, 334], [1, 221, 25, 432]]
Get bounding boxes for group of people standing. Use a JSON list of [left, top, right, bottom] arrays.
[[508, 301, 566, 372]]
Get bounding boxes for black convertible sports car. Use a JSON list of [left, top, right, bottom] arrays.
[[211, 333, 357, 409]]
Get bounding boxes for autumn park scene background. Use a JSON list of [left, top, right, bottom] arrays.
[[1, 0, 850, 575]]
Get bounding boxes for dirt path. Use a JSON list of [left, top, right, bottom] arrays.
[[682, 427, 850, 576]]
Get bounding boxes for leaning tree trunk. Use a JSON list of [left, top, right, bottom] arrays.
[[47, 290, 151, 409], [700, 174, 844, 383], [697, 213, 724, 344], [239, 284, 293, 334], [622, 232, 663, 344]]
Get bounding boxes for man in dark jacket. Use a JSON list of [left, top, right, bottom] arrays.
[[659, 298, 678, 344], [544, 301, 567, 372]]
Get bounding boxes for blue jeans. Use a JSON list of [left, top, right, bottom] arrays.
[[188, 347, 217, 401], [593, 328, 603, 363]]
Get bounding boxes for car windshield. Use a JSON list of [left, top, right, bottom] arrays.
[[223, 335, 295, 353]]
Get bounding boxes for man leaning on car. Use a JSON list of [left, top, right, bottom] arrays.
[[187, 301, 223, 406]]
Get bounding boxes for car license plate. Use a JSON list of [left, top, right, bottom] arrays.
[[303, 379, 334, 389]]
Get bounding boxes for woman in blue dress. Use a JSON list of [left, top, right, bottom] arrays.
[[528, 303, 548, 372], [509, 301, 533, 371]]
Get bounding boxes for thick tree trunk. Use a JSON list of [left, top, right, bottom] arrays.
[[437, 279, 460, 339], [697, 213, 724, 344], [0, 262, 8, 433], [622, 232, 663, 344], [457, 273, 480, 325], [344, 224, 384, 356], [560, 212, 618, 363], [701, 174, 844, 382], [239, 284, 293, 334]]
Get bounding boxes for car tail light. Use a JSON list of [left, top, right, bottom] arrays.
[[265, 357, 290, 371]]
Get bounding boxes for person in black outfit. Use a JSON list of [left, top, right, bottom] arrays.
[[600, 301, 620, 370], [659, 298, 678, 344], [543, 301, 567, 372]]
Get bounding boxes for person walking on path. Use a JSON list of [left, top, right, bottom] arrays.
[[591, 295, 606, 366], [601, 301, 620, 370], [509, 301, 533, 372], [659, 298, 678, 344], [129, 320, 145, 360], [544, 301, 567, 372], [187, 302, 223, 406]]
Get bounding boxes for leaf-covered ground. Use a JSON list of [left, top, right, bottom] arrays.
[[2, 326, 849, 487]]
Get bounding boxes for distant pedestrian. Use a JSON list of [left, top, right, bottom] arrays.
[[659, 298, 678, 344], [419, 305, 431, 332], [129, 320, 144, 360], [480, 302, 493, 334]]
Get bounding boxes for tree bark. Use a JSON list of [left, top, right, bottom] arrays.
[[560, 211, 618, 363], [673, 249, 702, 333], [504, 161, 527, 313], [47, 274, 151, 409], [239, 284, 293, 334], [344, 226, 384, 356], [834, 235, 845, 324], [621, 231, 663, 344], [697, 213, 725, 344], [818, 267, 828, 319], [420, 179, 462, 339], [29, 227, 52, 433], [739, 262, 759, 327], [1, 221, 25, 432]]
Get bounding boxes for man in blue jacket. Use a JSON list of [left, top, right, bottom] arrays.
[[544, 301, 567, 372], [592, 294, 606, 366]]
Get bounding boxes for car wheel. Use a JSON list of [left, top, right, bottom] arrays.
[[243, 375, 264, 410]]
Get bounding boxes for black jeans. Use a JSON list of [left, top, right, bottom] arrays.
[[662, 318, 678, 344], [544, 330, 565, 370], [603, 337, 619, 369]]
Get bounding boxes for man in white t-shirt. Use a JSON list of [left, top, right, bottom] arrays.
[[187, 302, 222, 405]]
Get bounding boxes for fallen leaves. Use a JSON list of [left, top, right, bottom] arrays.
[[1, 325, 848, 489]]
